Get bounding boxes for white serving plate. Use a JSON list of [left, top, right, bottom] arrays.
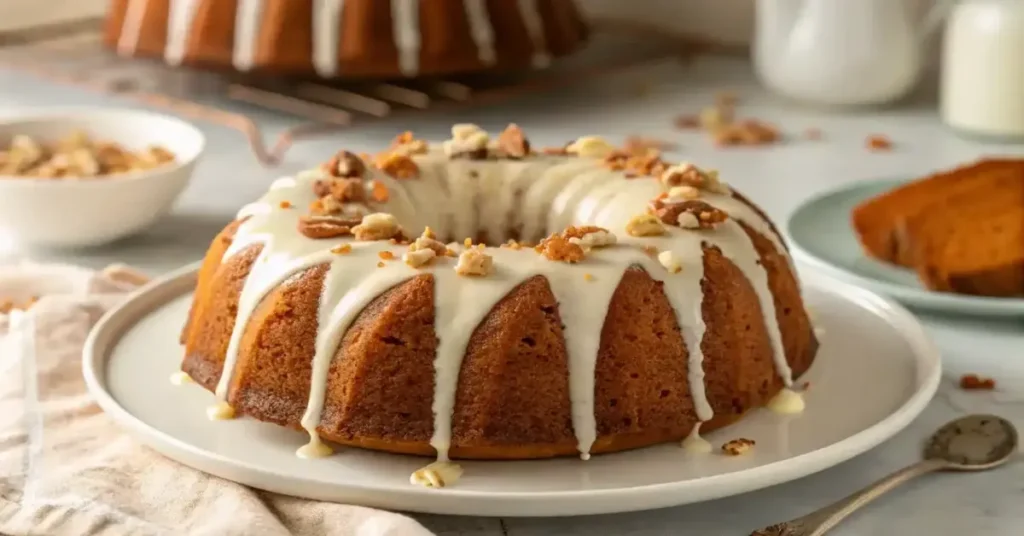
[[82, 263, 941, 517]]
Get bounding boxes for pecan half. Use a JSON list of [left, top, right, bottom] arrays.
[[297, 215, 362, 239], [496, 123, 530, 159], [649, 199, 728, 229], [322, 150, 366, 178]]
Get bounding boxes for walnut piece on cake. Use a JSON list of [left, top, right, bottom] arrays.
[[352, 213, 402, 241], [660, 162, 729, 194], [625, 213, 666, 237], [649, 198, 729, 230], [376, 153, 420, 179], [455, 247, 494, 276], [721, 438, 755, 456], [389, 131, 429, 157], [495, 123, 531, 159], [321, 150, 367, 178], [444, 124, 490, 159], [563, 225, 617, 251], [566, 136, 615, 158], [658, 250, 682, 273], [535, 233, 586, 263], [298, 215, 360, 239]]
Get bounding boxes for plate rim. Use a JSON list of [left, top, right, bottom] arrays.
[[785, 179, 1024, 317], [82, 263, 942, 516]]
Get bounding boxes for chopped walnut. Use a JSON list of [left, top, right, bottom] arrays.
[[313, 177, 366, 204], [650, 198, 728, 230], [322, 150, 367, 178], [370, 180, 389, 203], [564, 226, 617, 251], [279, 201, 293, 209], [404, 247, 437, 268], [455, 248, 494, 276], [298, 215, 360, 239], [660, 162, 724, 193], [495, 123, 531, 159], [331, 244, 352, 254], [566, 136, 616, 158], [389, 131, 429, 156], [667, 185, 700, 201], [658, 250, 682, 273], [444, 123, 490, 159], [959, 374, 996, 390], [1, 131, 175, 178], [866, 134, 893, 151], [700, 105, 734, 131], [625, 213, 666, 237], [352, 213, 401, 241], [535, 233, 586, 263], [713, 120, 780, 147], [721, 438, 755, 456], [501, 239, 523, 250], [410, 228, 448, 256], [379, 251, 396, 261], [643, 245, 659, 257], [377, 153, 419, 179]]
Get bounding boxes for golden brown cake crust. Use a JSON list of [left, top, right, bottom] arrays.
[[181, 217, 818, 460]]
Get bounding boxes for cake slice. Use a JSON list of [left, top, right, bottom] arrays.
[[915, 209, 1024, 297], [851, 159, 1024, 266]]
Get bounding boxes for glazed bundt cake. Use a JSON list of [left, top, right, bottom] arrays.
[[104, 0, 589, 78], [178, 125, 818, 482], [852, 158, 1024, 297]]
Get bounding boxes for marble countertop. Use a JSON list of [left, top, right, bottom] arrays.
[[2, 57, 1022, 536]]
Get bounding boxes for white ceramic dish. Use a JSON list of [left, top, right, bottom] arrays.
[[0, 108, 204, 248], [82, 264, 941, 517], [785, 179, 1024, 317]]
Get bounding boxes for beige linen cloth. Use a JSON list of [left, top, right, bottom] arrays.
[[0, 262, 435, 536]]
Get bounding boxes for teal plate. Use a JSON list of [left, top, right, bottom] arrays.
[[786, 179, 1024, 317]]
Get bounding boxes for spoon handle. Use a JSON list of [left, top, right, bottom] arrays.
[[750, 458, 949, 536]]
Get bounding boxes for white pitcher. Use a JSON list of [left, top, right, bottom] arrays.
[[754, 0, 952, 106]]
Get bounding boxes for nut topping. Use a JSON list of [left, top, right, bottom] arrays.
[[658, 250, 682, 273], [404, 248, 437, 268], [444, 123, 490, 159], [535, 234, 586, 263], [495, 123, 530, 159], [625, 213, 666, 237], [389, 131, 429, 156], [376, 153, 420, 179], [563, 225, 617, 251], [322, 150, 367, 178], [298, 215, 361, 239], [352, 212, 402, 241], [455, 247, 494, 276], [313, 177, 366, 204], [566, 136, 616, 158], [649, 199, 728, 230], [721, 438, 755, 456]]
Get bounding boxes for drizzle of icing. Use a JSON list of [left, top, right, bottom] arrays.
[[517, 0, 551, 68], [206, 401, 235, 420], [208, 142, 798, 465], [169, 371, 194, 386], [681, 423, 712, 454], [117, 0, 147, 56], [767, 388, 806, 415], [165, 0, 201, 65], [296, 434, 334, 459], [233, 0, 265, 71], [463, 0, 497, 65], [392, 0, 421, 77], [312, 0, 346, 77], [410, 461, 463, 488]]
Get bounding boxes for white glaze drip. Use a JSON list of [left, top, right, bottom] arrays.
[[233, 0, 265, 71], [296, 434, 334, 459], [517, 0, 551, 68], [169, 371, 194, 386], [392, 0, 420, 77], [463, 0, 496, 65], [767, 387, 806, 414], [210, 141, 798, 463], [313, 0, 345, 77], [681, 423, 712, 453], [117, 0, 147, 56], [165, 0, 200, 65]]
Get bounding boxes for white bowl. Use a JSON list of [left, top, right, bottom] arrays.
[[0, 108, 205, 248]]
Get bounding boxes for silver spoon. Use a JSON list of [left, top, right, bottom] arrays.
[[750, 414, 1018, 536]]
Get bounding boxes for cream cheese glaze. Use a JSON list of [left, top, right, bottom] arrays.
[[205, 139, 803, 465]]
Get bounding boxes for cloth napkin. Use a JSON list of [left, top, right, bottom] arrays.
[[0, 263, 435, 536]]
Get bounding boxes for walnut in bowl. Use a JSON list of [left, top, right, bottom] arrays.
[[0, 108, 204, 247]]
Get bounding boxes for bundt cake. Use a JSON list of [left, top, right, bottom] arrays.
[[177, 124, 818, 482], [103, 0, 589, 78], [852, 158, 1024, 297]]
